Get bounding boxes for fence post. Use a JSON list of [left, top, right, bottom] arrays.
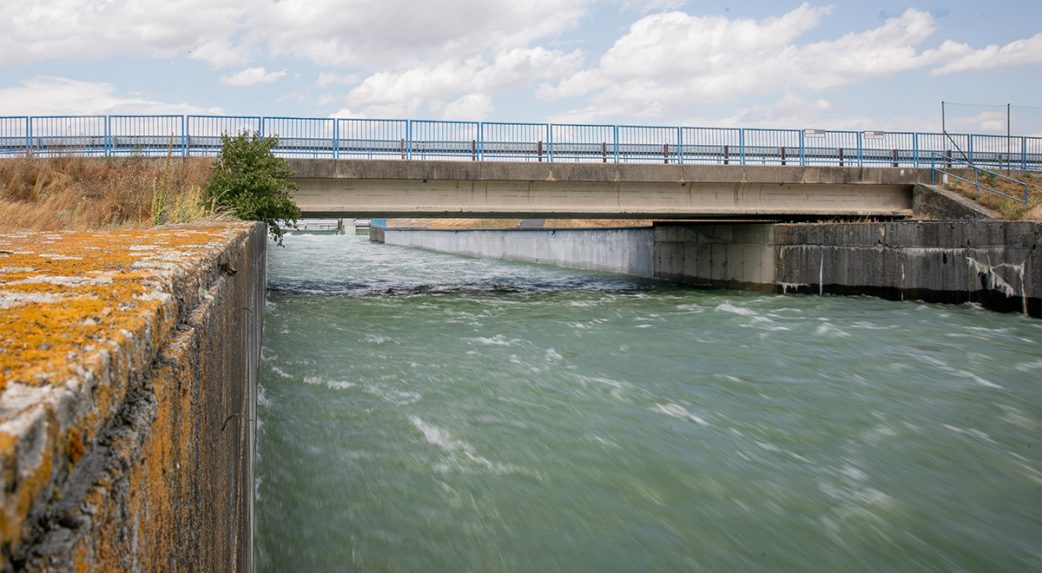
[[677, 127, 684, 165], [601, 141, 607, 163], [1022, 137, 1027, 171], [781, 146, 786, 166], [663, 143, 669, 164], [799, 130, 805, 166], [913, 133, 919, 167], [723, 144, 729, 165], [548, 125, 554, 163], [838, 148, 843, 167], [537, 140, 543, 162], [857, 132, 863, 167], [477, 122, 484, 162], [891, 149, 898, 168], [332, 119, 339, 159], [739, 129, 745, 165], [104, 116, 110, 157], [613, 125, 619, 163], [945, 149, 952, 169], [406, 120, 412, 160]]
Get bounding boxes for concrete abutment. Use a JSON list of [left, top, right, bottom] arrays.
[[0, 223, 265, 571]]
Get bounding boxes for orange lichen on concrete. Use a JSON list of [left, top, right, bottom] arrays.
[[0, 222, 257, 564]]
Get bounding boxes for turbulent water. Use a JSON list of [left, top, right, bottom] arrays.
[[255, 233, 1042, 572]]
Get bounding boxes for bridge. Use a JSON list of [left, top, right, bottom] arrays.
[[287, 159, 924, 218], [2, 113, 1036, 218]]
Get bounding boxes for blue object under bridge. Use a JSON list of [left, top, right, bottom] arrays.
[[0, 114, 1040, 171]]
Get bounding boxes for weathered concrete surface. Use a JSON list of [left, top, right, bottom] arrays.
[[912, 184, 1000, 220], [384, 227, 655, 276], [0, 222, 265, 571], [654, 224, 776, 291], [774, 222, 1041, 316], [288, 159, 920, 219]]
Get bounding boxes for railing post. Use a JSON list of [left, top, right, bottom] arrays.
[[781, 146, 786, 166], [102, 115, 108, 157], [24, 116, 31, 157], [799, 130, 805, 166], [181, 115, 188, 157], [537, 140, 543, 162], [945, 149, 952, 169], [547, 125, 554, 163], [613, 125, 619, 163], [1022, 137, 1027, 171], [663, 143, 669, 164], [477, 122, 484, 162], [333, 119, 339, 159], [739, 129, 745, 165], [838, 148, 844, 167], [913, 133, 919, 167], [406, 120, 412, 160], [891, 149, 898, 168], [857, 132, 863, 167], [601, 141, 607, 163], [471, 139, 477, 161], [723, 144, 729, 165], [677, 127, 684, 165]]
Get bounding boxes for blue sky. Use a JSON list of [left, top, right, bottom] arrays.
[[1, 1, 1040, 134]]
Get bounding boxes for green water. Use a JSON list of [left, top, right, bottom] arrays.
[[256, 233, 1042, 572]]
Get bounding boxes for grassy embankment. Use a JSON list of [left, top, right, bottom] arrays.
[[0, 156, 217, 231], [941, 169, 1042, 220]]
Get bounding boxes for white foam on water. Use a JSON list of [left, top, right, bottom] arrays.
[[943, 424, 996, 443], [471, 334, 518, 346], [304, 376, 356, 391], [815, 322, 851, 337], [257, 385, 272, 407], [545, 348, 563, 362], [409, 416, 522, 475], [269, 365, 291, 379], [716, 302, 757, 317], [1015, 359, 1042, 372], [653, 403, 709, 426]]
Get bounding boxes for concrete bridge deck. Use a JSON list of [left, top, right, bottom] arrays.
[[287, 159, 928, 219]]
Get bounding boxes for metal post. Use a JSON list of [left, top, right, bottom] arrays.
[[945, 148, 952, 169], [25, 116, 31, 157], [1007, 103, 1011, 173], [537, 140, 543, 162], [181, 115, 188, 158], [857, 132, 863, 167], [723, 144, 729, 165], [739, 129, 745, 165], [781, 146, 786, 166], [401, 138, 406, 160], [799, 130, 805, 166], [613, 125, 619, 163], [913, 133, 919, 167], [838, 148, 844, 167], [471, 139, 476, 161], [663, 143, 669, 164], [602, 141, 607, 163], [891, 149, 898, 167], [333, 119, 339, 159], [677, 127, 684, 165]]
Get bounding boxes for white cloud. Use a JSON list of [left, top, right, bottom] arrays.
[[927, 33, 1042, 75], [0, 0, 257, 68], [317, 72, 360, 87], [0, 76, 222, 115], [219, 67, 288, 87], [340, 47, 583, 119], [544, 4, 1042, 123]]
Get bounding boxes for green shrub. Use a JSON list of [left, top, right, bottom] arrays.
[[205, 132, 301, 244]]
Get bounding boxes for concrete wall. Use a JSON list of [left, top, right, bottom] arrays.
[[383, 227, 655, 276], [773, 222, 1041, 316], [0, 223, 265, 571], [377, 221, 1041, 317]]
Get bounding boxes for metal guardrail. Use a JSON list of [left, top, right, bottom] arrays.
[[930, 153, 1030, 205], [1, 114, 1040, 170]]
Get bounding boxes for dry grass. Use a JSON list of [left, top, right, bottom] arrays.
[[0, 156, 217, 231], [941, 169, 1042, 220]]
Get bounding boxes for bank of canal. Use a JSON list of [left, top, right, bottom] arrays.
[[256, 233, 1041, 572]]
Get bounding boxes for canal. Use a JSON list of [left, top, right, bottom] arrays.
[[256, 233, 1041, 572]]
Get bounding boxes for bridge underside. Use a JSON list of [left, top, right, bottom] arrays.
[[288, 159, 921, 219]]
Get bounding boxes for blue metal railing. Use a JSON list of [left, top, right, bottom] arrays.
[[930, 153, 1029, 204], [0, 114, 1040, 171]]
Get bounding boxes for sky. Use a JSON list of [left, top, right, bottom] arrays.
[[1, 0, 1041, 134]]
